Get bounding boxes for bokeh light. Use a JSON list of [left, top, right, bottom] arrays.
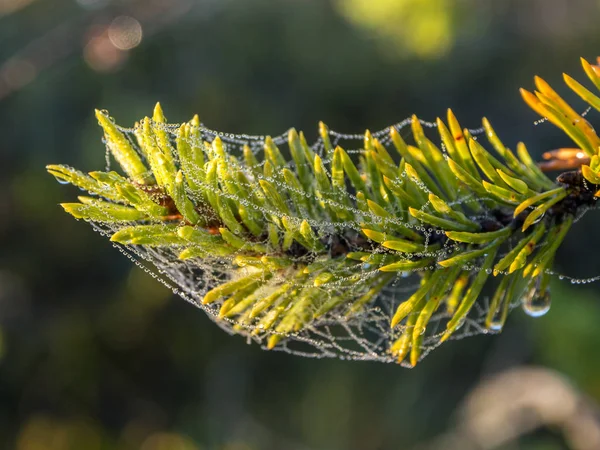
[[83, 25, 127, 73], [1, 58, 37, 91], [108, 16, 143, 51]]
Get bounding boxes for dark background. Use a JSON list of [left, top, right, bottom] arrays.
[[2, 0, 600, 449]]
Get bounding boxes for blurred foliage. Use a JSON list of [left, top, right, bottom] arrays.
[[533, 281, 600, 400], [2, 0, 600, 449], [336, 0, 457, 59]]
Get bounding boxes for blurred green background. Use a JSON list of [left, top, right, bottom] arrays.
[[2, 0, 600, 449]]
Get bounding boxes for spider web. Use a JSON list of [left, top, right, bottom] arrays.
[[82, 115, 565, 366]]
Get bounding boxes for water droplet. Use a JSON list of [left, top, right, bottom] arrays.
[[487, 320, 503, 331], [522, 285, 551, 317], [53, 175, 70, 185], [531, 212, 545, 225]]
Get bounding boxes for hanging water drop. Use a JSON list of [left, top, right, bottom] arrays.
[[487, 320, 503, 332], [531, 211, 545, 225], [54, 176, 70, 185], [522, 285, 551, 317], [486, 296, 506, 332]]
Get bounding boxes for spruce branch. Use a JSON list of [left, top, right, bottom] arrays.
[[47, 57, 600, 366]]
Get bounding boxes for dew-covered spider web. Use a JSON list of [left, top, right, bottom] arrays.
[[79, 113, 599, 367]]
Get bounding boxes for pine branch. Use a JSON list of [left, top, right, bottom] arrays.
[[47, 57, 600, 366]]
